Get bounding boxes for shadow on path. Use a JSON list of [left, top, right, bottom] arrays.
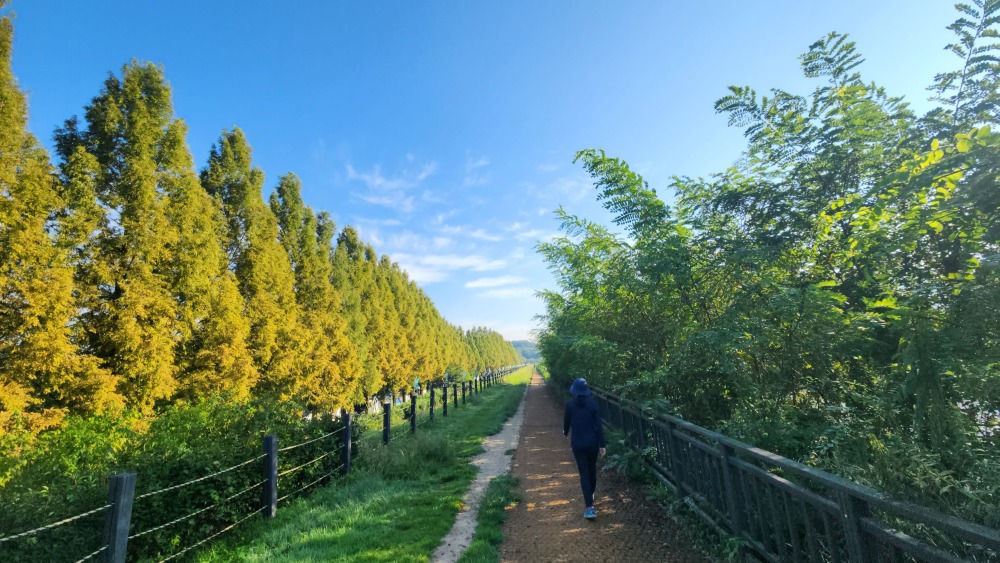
[[500, 373, 709, 562]]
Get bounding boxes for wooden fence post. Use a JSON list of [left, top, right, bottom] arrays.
[[263, 435, 277, 518], [462, 381, 466, 404], [383, 399, 391, 445], [341, 411, 352, 475], [102, 473, 136, 563], [443, 385, 448, 416], [839, 491, 873, 562], [430, 387, 435, 420], [453, 384, 458, 408], [410, 394, 417, 434]]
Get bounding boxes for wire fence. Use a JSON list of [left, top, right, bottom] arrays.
[[0, 366, 522, 562]]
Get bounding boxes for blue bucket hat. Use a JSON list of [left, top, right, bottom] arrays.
[[569, 377, 591, 396]]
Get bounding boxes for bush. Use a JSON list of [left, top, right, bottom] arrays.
[[0, 397, 344, 562]]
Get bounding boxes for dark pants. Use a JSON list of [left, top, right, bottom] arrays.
[[572, 446, 599, 507]]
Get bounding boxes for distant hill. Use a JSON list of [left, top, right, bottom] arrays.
[[511, 340, 541, 362]]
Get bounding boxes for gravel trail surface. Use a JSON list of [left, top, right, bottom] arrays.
[[500, 373, 709, 562]]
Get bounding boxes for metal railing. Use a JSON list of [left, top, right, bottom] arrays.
[[592, 387, 1000, 563]]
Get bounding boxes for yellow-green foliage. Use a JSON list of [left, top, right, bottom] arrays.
[[0, 12, 521, 450]]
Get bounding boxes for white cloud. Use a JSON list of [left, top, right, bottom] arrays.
[[387, 230, 430, 250], [537, 163, 559, 173], [469, 228, 502, 242], [359, 194, 415, 213], [421, 190, 447, 204], [402, 266, 449, 284], [346, 164, 409, 191], [515, 229, 544, 241], [433, 210, 459, 225], [346, 159, 437, 213], [433, 237, 453, 249], [439, 224, 503, 242], [464, 155, 490, 186], [465, 276, 527, 288], [391, 252, 507, 284], [353, 217, 401, 227], [480, 287, 536, 299], [549, 176, 591, 202]]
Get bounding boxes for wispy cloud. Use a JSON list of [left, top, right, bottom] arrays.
[[537, 163, 559, 172], [549, 176, 591, 202], [480, 287, 536, 299], [433, 210, 459, 225], [353, 217, 401, 227], [465, 275, 527, 288], [464, 154, 490, 186], [346, 159, 437, 212], [392, 252, 506, 284], [503, 222, 557, 243], [440, 224, 503, 242], [358, 194, 415, 212], [515, 229, 544, 241]]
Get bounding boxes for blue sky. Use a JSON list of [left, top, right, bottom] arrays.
[[12, 1, 957, 340]]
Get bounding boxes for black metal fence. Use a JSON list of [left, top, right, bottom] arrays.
[[0, 366, 519, 563], [592, 387, 1000, 563]]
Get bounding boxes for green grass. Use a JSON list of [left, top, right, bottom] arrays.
[[196, 366, 531, 562], [456, 474, 520, 563]]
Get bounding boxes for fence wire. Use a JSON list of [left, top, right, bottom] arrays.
[[276, 464, 345, 504], [277, 452, 330, 478], [75, 544, 107, 563], [0, 503, 111, 544], [135, 454, 265, 500], [157, 507, 264, 563], [277, 430, 339, 453], [130, 481, 262, 541]]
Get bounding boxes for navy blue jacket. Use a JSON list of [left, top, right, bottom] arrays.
[[563, 395, 606, 450]]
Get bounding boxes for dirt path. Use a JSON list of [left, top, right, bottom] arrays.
[[500, 373, 709, 563], [431, 384, 527, 562]]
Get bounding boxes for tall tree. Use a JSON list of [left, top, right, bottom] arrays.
[[201, 129, 300, 399], [0, 13, 118, 433], [159, 122, 255, 400], [55, 62, 253, 411], [271, 174, 359, 410]]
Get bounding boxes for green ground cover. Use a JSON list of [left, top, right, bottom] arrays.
[[455, 474, 521, 563], [196, 366, 530, 562]]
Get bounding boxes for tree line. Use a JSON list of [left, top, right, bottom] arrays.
[[538, 1, 999, 526], [0, 8, 521, 448]]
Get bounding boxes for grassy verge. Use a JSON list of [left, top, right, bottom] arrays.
[[456, 474, 520, 563], [196, 366, 530, 562]]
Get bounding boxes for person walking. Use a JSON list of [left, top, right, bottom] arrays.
[[563, 377, 606, 520]]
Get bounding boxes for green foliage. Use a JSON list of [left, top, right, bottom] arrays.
[[196, 368, 529, 562], [0, 397, 342, 561], [509, 340, 538, 362], [0, 11, 527, 559], [538, 3, 1000, 527]]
